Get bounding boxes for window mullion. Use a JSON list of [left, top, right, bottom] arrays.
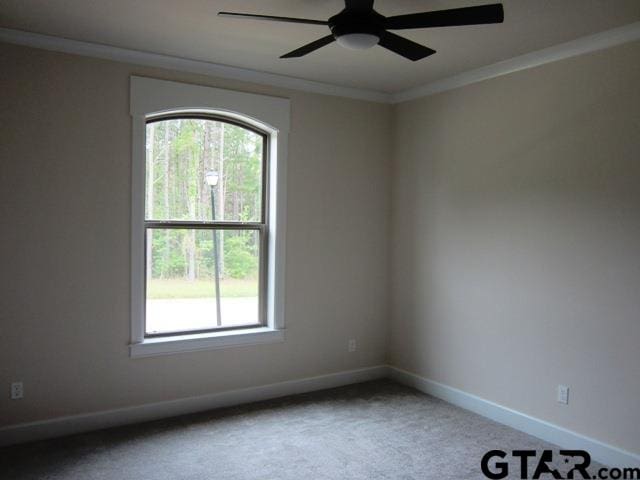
[[145, 220, 264, 230]]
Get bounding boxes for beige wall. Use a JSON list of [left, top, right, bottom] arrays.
[[0, 42, 391, 425], [2, 37, 639, 455], [390, 41, 640, 454]]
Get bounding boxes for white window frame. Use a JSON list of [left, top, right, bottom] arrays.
[[128, 76, 289, 357]]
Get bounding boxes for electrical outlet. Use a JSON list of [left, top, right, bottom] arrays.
[[348, 339, 357, 353], [11, 382, 23, 400], [557, 385, 569, 405]]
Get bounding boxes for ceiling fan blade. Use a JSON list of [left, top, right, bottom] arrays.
[[344, 0, 374, 11], [385, 3, 504, 30], [218, 12, 327, 26], [280, 35, 336, 58], [378, 31, 436, 61]]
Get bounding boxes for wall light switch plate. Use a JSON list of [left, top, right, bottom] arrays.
[[348, 339, 357, 353], [557, 385, 569, 405]]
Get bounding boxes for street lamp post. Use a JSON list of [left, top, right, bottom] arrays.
[[205, 171, 222, 327]]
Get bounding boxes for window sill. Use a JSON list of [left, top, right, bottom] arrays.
[[129, 327, 285, 358]]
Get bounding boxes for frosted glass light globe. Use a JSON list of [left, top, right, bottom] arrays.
[[336, 33, 379, 50]]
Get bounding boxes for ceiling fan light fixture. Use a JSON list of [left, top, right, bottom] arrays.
[[219, 1, 504, 61], [336, 33, 380, 50]]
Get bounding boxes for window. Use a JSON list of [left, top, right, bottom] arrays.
[[129, 77, 289, 357], [145, 116, 267, 336]]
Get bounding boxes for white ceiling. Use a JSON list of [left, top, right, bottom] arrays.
[[1, 0, 639, 93]]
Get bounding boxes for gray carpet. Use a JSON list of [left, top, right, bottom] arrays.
[[0, 380, 602, 479]]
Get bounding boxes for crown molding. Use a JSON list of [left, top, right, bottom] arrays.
[[0, 27, 392, 104], [2, 22, 640, 106], [391, 21, 640, 104]]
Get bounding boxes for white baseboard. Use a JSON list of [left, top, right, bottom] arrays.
[[388, 366, 640, 468], [3, 364, 638, 469], [0, 365, 388, 447]]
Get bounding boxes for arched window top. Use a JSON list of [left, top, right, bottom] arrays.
[[145, 107, 278, 139], [130, 76, 290, 133], [145, 114, 267, 223], [147, 111, 270, 137]]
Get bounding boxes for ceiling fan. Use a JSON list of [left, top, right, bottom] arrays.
[[219, 0, 504, 61]]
